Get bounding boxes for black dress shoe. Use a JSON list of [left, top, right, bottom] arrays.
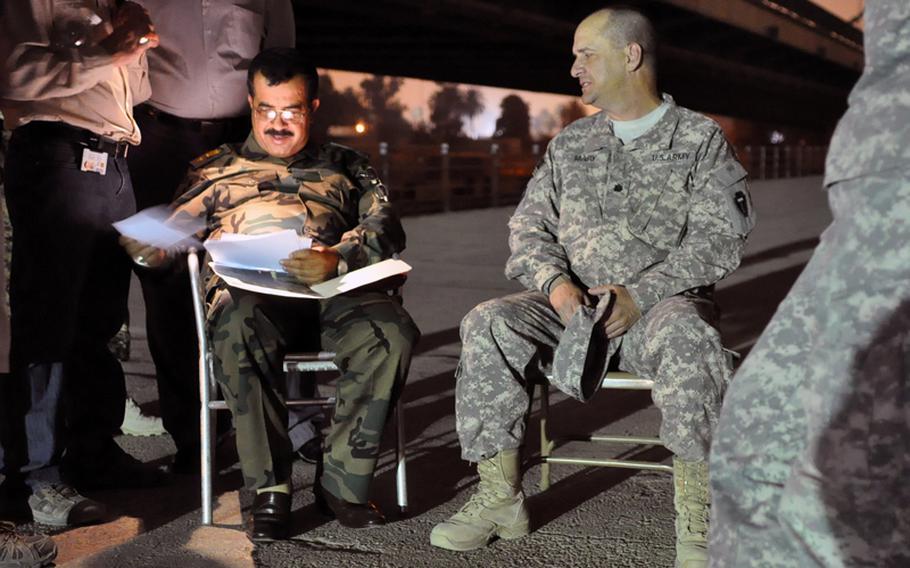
[[249, 492, 291, 542], [313, 483, 385, 529]]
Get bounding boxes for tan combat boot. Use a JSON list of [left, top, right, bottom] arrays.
[[673, 459, 710, 568], [430, 449, 530, 551]]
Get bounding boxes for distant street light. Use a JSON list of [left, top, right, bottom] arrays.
[[355, 121, 366, 134]]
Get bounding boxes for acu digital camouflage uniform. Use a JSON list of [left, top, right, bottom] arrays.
[[710, 2, 910, 566], [457, 95, 754, 464], [169, 134, 418, 503]]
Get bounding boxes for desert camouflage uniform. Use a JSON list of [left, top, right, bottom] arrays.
[[457, 95, 753, 462], [710, 2, 910, 566], [171, 135, 419, 503]]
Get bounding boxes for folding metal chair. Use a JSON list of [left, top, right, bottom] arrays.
[[187, 250, 408, 525], [536, 371, 671, 491]]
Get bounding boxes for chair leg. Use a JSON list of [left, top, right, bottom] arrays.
[[200, 367, 214, 526], [539, 383, 553, 491], [395, 398, 408, 515]]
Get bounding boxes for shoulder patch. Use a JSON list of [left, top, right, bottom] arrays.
[[318, 143, 390, 202], [190, 146, 229, 170]]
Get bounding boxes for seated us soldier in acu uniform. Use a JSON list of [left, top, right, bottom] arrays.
[[430, 8, 754, 568], [122, 47, 420, 542]]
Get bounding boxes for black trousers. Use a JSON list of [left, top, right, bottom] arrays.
[[2, 122, 136, 483], [126, 108, 249, 452]]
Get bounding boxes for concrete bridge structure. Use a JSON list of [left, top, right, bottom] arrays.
[[293, 0, 862, 130]]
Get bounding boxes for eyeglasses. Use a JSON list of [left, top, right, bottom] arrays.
[[254, 107, 310, 123]]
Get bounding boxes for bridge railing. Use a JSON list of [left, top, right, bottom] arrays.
[[369, 142, 827, 215], [736, 145, 828, 180]]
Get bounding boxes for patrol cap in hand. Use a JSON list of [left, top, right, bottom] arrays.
[[550, 292, 615, 402]]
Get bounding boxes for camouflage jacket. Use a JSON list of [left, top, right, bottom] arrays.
[[170, 134, 405, 276], [505, 95, 754, 314], [825, 0, 910, 186]]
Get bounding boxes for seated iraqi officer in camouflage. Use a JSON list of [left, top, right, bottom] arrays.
[[122, 47, 419, 541], [430, 8, 754, 566]]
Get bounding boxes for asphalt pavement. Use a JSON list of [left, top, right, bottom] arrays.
[[17, 175, 832, 568]]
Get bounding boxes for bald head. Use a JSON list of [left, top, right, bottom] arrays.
[[584, 7, 657, 71], [571, 6, 661, 118]]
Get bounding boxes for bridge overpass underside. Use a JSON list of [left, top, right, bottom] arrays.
[[293, 0, 861, 130]]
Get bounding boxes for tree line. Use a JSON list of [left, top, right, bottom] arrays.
[[311, 73, 588, 150]]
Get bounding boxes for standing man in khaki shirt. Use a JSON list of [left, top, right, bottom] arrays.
[[124, 0, 310, 474], [0, 0, 167, 533]]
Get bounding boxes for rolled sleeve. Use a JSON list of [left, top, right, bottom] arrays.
[[0, 1, 116, 102]]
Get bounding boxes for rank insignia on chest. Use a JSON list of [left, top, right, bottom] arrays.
[[190, 146, 228, 169]]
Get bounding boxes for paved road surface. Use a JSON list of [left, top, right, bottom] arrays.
[[12, 176, 832, 568]]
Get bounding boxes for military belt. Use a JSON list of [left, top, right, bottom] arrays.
[[18, 121, 131, 158]]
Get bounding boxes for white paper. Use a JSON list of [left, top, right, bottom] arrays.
[[311, 259, 411, 297], [113, 205, 204, 249], [211, 259, 412, 299], [204, 230, 312, 272]]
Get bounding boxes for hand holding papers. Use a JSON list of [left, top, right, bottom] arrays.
[[202, 228, 410, 298], [115, 207, 410, 298], [113, 205, 205, 250], [114, 205, 206, 267], [204, 230, 312, 272]]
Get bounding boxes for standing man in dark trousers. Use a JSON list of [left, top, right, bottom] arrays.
[[1, 106, 57, 568], [0, 0, 167, 530], [125, 0, 311, 473]]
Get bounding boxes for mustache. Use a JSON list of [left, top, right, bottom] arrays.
[[264, 128, 293, 136]]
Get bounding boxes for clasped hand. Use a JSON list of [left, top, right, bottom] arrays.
[[548, 281, 641, 339]]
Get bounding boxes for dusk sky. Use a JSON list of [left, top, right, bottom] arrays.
[[323, 0, 864, 139]]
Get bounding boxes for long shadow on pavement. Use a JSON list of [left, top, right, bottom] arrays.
[[738, 238, 819, 269], [718, 263, 808, 357], [528, 445, 672, 532]]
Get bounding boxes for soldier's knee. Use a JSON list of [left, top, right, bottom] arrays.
[[651, 310, 721, 351], [460, 298, 510, 341], [387, 315, 420, 357], [352, 301, 419, 361]]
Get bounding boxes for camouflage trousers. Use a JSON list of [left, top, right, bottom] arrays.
[[210, 286, 419, 503], [709, 170, 910, 567], [456, 290, 730, 463]]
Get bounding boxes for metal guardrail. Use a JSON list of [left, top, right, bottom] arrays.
[[368, 142, 827, 216], [738, 144, 827, 180]]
